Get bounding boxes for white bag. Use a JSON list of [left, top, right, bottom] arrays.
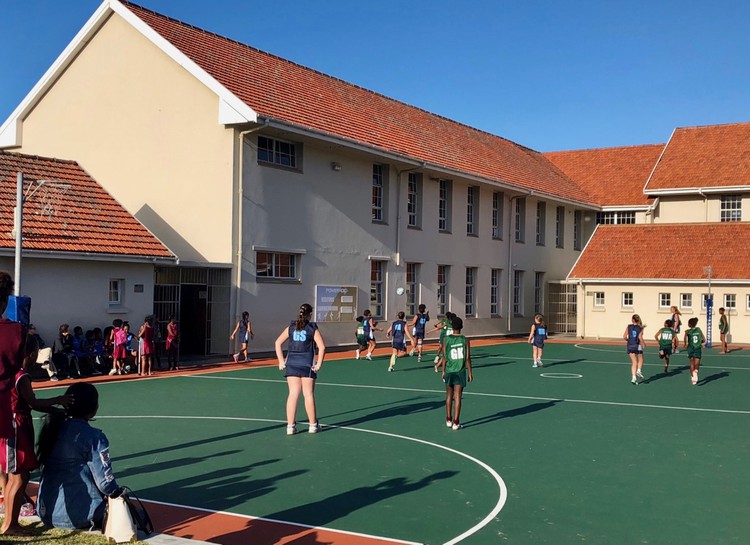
[[103, 495, 137, 544]]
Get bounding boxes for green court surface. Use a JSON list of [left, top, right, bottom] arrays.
[[35, 341, 750, 544]]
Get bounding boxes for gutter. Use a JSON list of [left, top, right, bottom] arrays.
[[0, 248, 177, 264]]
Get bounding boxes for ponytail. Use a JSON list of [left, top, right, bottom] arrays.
[[296, 303, 313, 331]]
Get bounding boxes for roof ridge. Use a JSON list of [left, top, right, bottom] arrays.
[[120, 1, 532, 151], [673, 120, 750, 131], [544, 143, 665, 155], [0, 149, 80, 166]]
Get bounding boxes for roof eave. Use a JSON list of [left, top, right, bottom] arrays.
[[0, 247, 177, 264], [566, 277, 750, 284], [645, 186, 750, 196]]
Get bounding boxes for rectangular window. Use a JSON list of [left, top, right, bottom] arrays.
[[622, 292, 633, 307], [256, 252, 298, 280], [573, 211, 583, 250], [555, 206, 565, 248], [257, 135, 298, 169], [595, 211, 636, 224], [534, 272, 544, 313], [406, 262, 419, 316], [720, 195, 742, 222], [465, 267, 476, 317], [513, 270, 524, 316], [724, 293, 736, 310], [681, 293, 693, 309], [746, 294, 750, 312], [701, 293, 712, 310], [109, 279, 123, 305], [372, 164, 386, 222], [490, 269, 501, 316], [437, 265, 449, 316], [492, 192, 503, 240], [536, 202, 546, 246], [407, 173, 422, 228], [438, 179, 452, 232], [515, 197, 526, 242], [594, 291, 605, 307], [370, 260, 385, 318], [659, 292, 671, 308], [467, 186, 479, 236]]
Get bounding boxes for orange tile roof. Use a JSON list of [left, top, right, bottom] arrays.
[[0, 151, 174, 259], [121, 2, 592, 205], [568, 222, 750, 280], [544, 144, 664, 207], [645, 122, 750, 192]]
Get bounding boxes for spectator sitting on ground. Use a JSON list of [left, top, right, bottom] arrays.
[[27, 324, 59, 382], [52, 324, 81, 379]]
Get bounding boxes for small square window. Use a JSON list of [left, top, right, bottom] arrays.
[[680, 293, 692, 309], [724, 293, 736, 310], [659, 293, 671, 308], [622, 292, 633, 307], [594, 292, 605, 307], [109, 279, 123, 305]]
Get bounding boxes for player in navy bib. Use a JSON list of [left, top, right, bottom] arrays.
[[274, 304, 326, 435], [387, 311, 415, 372], [527, 313, 548, 368], [623, 314, 646, 384], [408, 304, 430, 361]]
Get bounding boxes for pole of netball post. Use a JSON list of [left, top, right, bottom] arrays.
[[14, 172, 23, 296]]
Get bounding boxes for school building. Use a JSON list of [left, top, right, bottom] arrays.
[[1, 0, 748, 351]]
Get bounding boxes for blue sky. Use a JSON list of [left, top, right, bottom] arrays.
[[2, 0, 749, 151]]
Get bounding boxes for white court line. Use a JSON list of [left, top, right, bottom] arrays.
[[97, 415, 505, 545], [186, 375, 750, 415]]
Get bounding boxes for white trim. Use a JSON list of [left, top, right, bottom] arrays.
[[567, 278, 750, 285], [0, 248, 176, 264], [599, 205, 651, 212], [251, 245, 307, 255], [367, 255, 392, 261], [645, 185, 750, 196]]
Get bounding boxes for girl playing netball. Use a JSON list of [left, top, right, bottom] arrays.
[[624, 314, 646, 384], [386, 311, 415, 372], [528, 313, 547, 368], [231, 311, 254, 363]]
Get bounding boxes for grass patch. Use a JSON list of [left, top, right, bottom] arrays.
[[0, 518, 148, 544]]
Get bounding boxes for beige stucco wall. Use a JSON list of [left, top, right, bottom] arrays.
[[0, 256, 154, 344], [575, 281, 750, 345], [15, 13, 235, 264], [654, 194, 749, 224]]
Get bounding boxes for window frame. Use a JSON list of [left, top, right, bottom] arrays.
[[437, 265, 449, 316], [466, 186, 479, 236], [465, 267, 477, 317], [595, 211, 636, 225], [594, 291, 605, 307], [536, 201, 546, 246], [490, 268, 501, 316], [720, 195, 742, 222], [256, 251, 299, 281], [534, 271, 544, 314], [659, 292, 672, 309], [108, 279, 124, 306], [438, 179, 452, 233], [622, 292, 634, 308], [573, 211, 583, 250], [371, 164, 387, 223], [257, 135, 300, 170], [555, 205, 565, 248], [514, 197, 526, 243], [680, 293, 693, 309], [407, 172, 422, 229], [370, 260, 385, 318], [492, 192, 503, 240], [724, 293, 737, 310], [406, 262, 419, 316], [513, 270, 524, 316]]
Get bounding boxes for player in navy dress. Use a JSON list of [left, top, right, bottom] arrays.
[[527, 313, 548, 368], [408, 304, 430, 362], [230, 311, 254, 363], [274, 304, 326, 435], [362, 309, 382, 360], [623, 314, 646, 384], [386, 311, 415, 372]]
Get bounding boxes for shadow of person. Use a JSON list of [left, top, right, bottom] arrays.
[[698, 371, 730, 386], [541, 358, 585, 368], [642, 365, 689, 384], [333, 399, 444, 428], [463, 400, 560, 428]]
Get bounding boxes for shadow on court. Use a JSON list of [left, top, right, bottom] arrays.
[[541, 358, 585, 368], [463, 400, 561, 428], [642, 365, 689, 384], [332, 399, 444, 428], [698, 371, 730, 386], [210, 471, 458, 544]]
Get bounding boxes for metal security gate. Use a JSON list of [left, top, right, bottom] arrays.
[[547, 282, 577, 335], [154, 267, 231, 356]]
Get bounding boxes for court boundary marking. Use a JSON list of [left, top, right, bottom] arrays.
[[186, 375, 750, 416], [97, 415, 506, 545]]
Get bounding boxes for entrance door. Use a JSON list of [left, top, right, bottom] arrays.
[[180, 284, 207, 355]]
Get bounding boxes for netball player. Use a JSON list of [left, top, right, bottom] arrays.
[[408, 304, 430, 362], [386, 311, 415, 372]]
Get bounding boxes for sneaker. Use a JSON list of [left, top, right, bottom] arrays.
[[286, 424, 298, 436], [117, 369, 122, 375], [19, 502, 36, 517], [355, 350, 360, 360], [532, 362, 538, 368], [434, 365, 440, 373], [446, 419, 453, 428], [232, 353, 239, 363], [434, 356, 440, 364], [308, 422, 321, 434], [388, 366, 393, 372], [417, 355, 422, 362], [244, 357, 252, 363], [409, 349, 415, 357], [631, 376, 637, 384], [50, 375, 59, 382], [636, 371, 644, 381], [365, 354, 372, 361], [452, 422, 463, 431], [537, 360, 543, 367], [108, 369, 117, 376]]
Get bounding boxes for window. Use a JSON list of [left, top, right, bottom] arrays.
[[256, 252, 298, 280], [492, 192, 503, 239], [720, 195, 742, 222], [659, 292, 671, 308], [109, 279, 123, 305], [465, 267, 476, 317], [573, 211, 583, 250], [724, 293, 736, 310], [746, 294, 750, 312], [681, 293, 693, 309], [258, 135, 298, 169], [622, 292, 633, 307], [407, 173, 422, 228], [370, 260, 385, 318], [555, 206, 565, 248], [406, 262, 419, 316], [514, 197, 526, 242], [490, 269, 501, 316], [372, 164, 387, 222], [536, 202, 546, 246], [513, 270, 524, 316], [534, 272, 544, 313], [437, 265, 449, 316], [701, 293, 712, 310], [438, 179, 452, 232], [595, 211, 636, 224], [467, 186, 479, 236], [594, 291, 605, 307]]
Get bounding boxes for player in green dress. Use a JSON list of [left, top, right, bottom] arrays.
[[683, 317, 706, 385], [354, 316, 367, 360], [655, 319, 678, 374], [429, 312, 454, 371], [439, 316, 473, 430], [718, 307, 730, 354]]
